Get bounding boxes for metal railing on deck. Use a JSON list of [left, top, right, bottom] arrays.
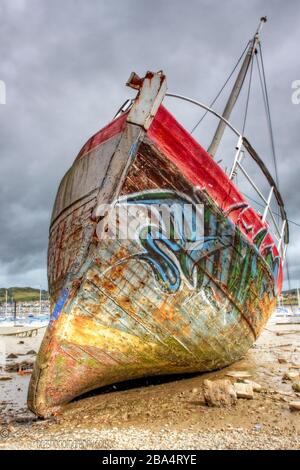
[[164, 93, 289, 262]]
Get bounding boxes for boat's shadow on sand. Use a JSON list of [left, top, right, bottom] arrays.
[[72, 371, 203, 403]]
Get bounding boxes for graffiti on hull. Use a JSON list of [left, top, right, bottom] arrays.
[[97, 190, 276, 308]]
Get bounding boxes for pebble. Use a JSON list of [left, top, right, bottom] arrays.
[[283, 371, 299, 381], [233, 382, 254, 399], [242, 380, 262, 392], [289, 401, 300, 411], [278, 357, 287, 364], [203, 379, 237, 407], [292, 383, 300, 393], [226, 371, 252, 379]]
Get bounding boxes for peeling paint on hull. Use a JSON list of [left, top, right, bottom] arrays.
[[28, 83, 281, 417], [28, 228, 275, 416]]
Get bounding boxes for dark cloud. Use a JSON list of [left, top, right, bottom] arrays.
[[0, 0, 299, 289]]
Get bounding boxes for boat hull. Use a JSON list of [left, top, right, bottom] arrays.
[[28, 105, 278, 416], [28, 67, 282, 416]]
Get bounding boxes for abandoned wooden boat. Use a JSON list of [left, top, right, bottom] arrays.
[[28, 19, 289, 417]]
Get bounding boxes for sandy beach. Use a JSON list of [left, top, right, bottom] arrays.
[[0, 321, 299, 450]]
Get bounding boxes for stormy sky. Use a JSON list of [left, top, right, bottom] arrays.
[[0, 0, 299, 291]]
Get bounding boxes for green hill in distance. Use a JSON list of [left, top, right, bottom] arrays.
[[0, 287, 48, 303]]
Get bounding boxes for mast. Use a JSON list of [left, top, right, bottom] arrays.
[[13, 300, 16, 323], [207, 17, 267, 158]]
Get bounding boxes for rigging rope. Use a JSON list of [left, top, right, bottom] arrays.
[[257, 42, 280, 188], [241, 191, 300, 228], [190, 41, 250, 134], [255, 53, 269, 122], [188, 36, 293, 290], [257, 41, 291, 290]]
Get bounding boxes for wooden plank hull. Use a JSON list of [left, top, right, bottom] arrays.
[[28, 99, 280, 417]]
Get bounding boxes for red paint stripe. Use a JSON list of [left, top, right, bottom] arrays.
[[75, 112, 128, 161], [148, 105, 282, 291]]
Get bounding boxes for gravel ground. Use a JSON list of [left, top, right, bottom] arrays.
[[1, 425, 300, 450]]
